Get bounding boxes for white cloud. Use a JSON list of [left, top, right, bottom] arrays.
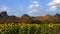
[[48, 0, 60, 11], [28, 1, 43, 14], [29, 9, 40, 14], [0, 5, 20, 16], [28, 1, 40, 9], [0, 6, 16, 12], [32, 1, 39, 4], [48, 0, 60, 6], [49, 6, 57, 11], [0, 6, 9, 12], [29, 4, 34, 9]]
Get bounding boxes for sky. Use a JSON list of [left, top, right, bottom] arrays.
[[0, 0, 60, 17]]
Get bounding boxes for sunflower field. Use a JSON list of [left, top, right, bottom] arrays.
[[0, 23, 60, 34]]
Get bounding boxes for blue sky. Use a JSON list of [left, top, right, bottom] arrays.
[[0, 0, 60, 17]]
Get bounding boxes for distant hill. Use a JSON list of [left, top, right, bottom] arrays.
[[0, 11, 60, 24]]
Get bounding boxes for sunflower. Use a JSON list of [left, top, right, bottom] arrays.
[[0, 24, 4, 27], [48, 23, 54, 27], [21, 25, 27, 29], [0, 29, 2, 32], [34, 24, 41, 28], [0, 29, 5, 32]]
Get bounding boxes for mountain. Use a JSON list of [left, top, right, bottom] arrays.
[[19, 14, 32, 23], [32, 13, 60, 24], [0, 11, 8, 17], [0, 11, 60, 24]]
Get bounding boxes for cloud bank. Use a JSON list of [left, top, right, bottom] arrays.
[[48, 0, 60, 11], [28, 1, 44, 14], [28, 0, 60, 15]]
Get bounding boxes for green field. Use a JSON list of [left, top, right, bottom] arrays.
[[0, 23, 60, 34]]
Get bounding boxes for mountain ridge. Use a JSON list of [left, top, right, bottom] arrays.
[[0, 11, 60, 24]]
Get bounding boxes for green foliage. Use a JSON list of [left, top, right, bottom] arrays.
[[32, 20, 41, 24]]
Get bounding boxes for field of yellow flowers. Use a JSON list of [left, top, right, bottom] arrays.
[[0, 23, 60, 34]]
